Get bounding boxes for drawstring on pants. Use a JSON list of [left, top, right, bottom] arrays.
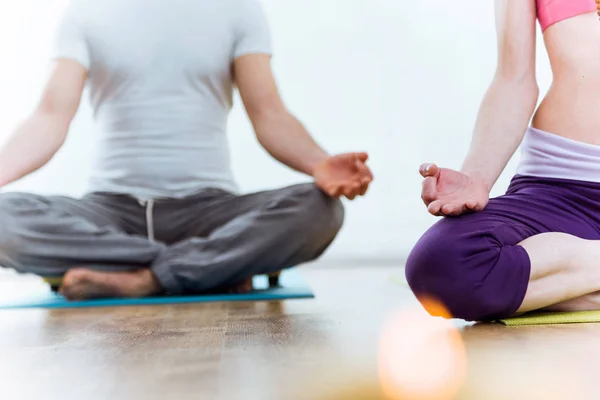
[[138, 199, 156, 242]]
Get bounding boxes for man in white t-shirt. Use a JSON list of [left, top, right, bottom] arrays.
[[0, 0, 372, 299]]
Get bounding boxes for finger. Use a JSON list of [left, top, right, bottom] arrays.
[[330, 186, 343, 198], [354, 152, 369, 163], [367, 167, 374, 181], [343, 185, 357, 200], [354, 159, 363, 172], [465, 199, 477, 210], [473, 202, 486, 212], [471, 201, 486, 212], [451, 207, 466, 217], [331, 183, 345, 198], [442, 204, 467, 217], [350, 182, 361, 199], [441, 204, 456, 216], [419, 163, 439, 178], [356, 161, 374, 181], [427, 200, 443, 216], [466, 199, 487, 212], [354, 159, 373, 180], [359, 179, 370, 196], [421, 176, 437, 205]]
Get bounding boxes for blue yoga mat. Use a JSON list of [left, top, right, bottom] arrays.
[[0, 269, 313, 310]]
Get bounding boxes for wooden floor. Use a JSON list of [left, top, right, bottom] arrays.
[[0, 265, 598, 399]]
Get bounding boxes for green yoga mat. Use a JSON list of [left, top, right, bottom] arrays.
[[495, 311, 600, 326], [391, 275, 600, 326]]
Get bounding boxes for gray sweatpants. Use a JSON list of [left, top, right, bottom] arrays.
[[0, 183, 344, 294]]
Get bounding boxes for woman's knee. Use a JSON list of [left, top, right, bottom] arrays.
[[406, 224, 467, 312], [405, 219, 520, 321]]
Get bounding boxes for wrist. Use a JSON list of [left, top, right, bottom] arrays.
[[307, 153, 330, 176], [460, 169, 493, 193]]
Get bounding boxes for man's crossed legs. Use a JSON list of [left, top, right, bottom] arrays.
[[0, 183, 343, 299]]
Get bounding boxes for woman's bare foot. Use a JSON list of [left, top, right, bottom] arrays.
[[542, 291, 600, 312], [60, 268, 162, 300]]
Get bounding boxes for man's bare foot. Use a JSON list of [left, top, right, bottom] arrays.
[[60, 268, 162, 301], [227, 278, 254, 294]]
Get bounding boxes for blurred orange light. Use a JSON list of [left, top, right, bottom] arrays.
[[378, 298, 467, 400]]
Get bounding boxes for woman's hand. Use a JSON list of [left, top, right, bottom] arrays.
[[420, 163, 489, 216]]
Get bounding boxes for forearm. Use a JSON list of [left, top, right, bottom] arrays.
[[254, 111, 329, 175], [461, 76, 539, 190], [0, 112, 69, 187]]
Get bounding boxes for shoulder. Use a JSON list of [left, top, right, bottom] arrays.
[[60, 0, 87, 19], [60, 0, 110, 26], [228, 0, 270, 35], [230, 0, 268, 19]]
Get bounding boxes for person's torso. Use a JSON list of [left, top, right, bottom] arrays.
[[533, 0, 600, 144], [73, 0, 249, 200]]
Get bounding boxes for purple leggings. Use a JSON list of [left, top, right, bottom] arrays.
[[406, 175, 600, 321]]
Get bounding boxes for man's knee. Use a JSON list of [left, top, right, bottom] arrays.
[[405, 220, 515, 321], [0, 219, 19, 264], [294, 184, 344, 237], [0, 193, 42, 257]]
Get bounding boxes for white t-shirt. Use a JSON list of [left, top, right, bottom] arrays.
[[52, 0, 272, 200]]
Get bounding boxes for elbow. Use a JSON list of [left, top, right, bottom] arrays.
[[249, 106, 289, 141], [248, 101, 287, 124], [492, 73, 539, 110], [25, 110, 71, 149], [494, 63, 538, 93]]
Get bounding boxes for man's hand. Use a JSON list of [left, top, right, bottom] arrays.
[[313, 153, 373, 200], [420, 163, 489, 217], [0, 59, 87, 187]]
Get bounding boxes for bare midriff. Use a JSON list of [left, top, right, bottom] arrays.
[[532, 9, 600, 144]]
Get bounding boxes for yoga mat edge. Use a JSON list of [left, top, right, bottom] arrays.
[[0, 269, 313, 310]]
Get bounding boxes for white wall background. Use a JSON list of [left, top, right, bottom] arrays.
[[0, 1, 553, 262]]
